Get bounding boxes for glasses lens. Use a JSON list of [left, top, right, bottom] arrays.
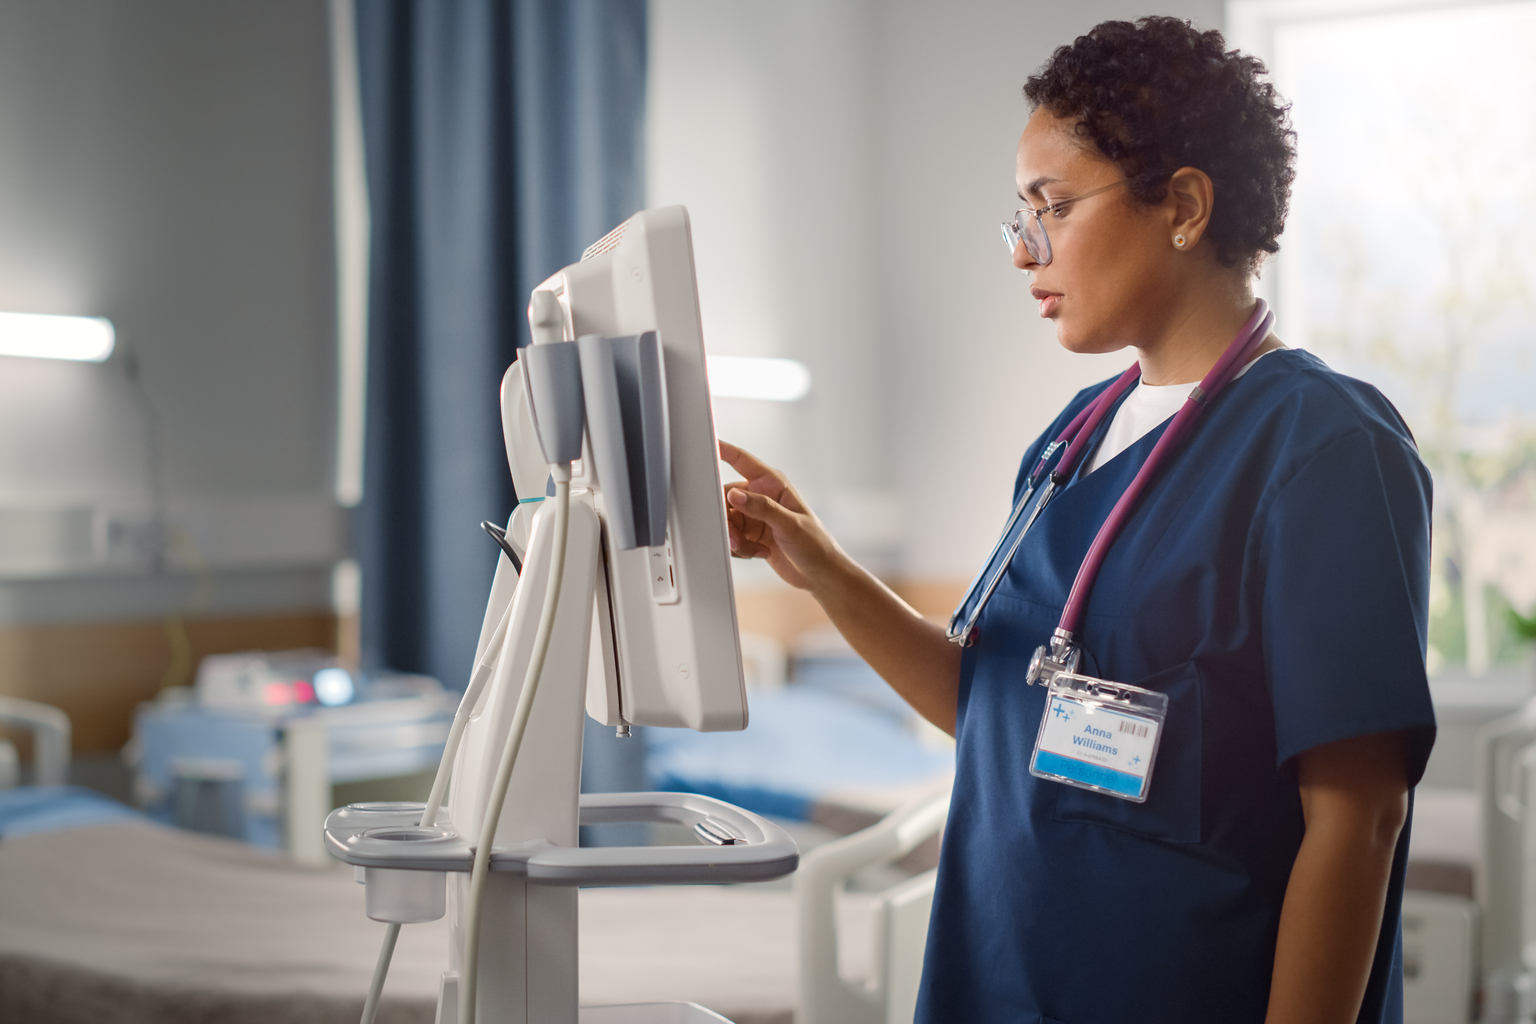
[[1004, 212, 1051, 265], [1025, 214, 1052, 266], [1001, 221, 1022, 252]]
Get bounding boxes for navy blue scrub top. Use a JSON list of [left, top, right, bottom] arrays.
[[916, 349, 1437, 1024]]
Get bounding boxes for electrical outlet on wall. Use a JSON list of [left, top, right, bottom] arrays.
[[96, 510, 165, 565]]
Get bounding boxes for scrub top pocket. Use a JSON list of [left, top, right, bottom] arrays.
[[1050, 660, 1202, 844]]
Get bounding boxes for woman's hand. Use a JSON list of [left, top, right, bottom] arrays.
[[719, 440, 844, 592], [719, 438, 963, 733]]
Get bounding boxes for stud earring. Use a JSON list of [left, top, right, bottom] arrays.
[[1173, 234, 1187, 248]]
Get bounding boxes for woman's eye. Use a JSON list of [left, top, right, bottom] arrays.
[[1050, 205, 1071, 219]]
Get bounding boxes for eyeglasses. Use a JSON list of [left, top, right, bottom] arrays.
[[1002, 179, 1129, 267]]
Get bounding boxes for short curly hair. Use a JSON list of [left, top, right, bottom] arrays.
[[1023, 17, 1296, 273]]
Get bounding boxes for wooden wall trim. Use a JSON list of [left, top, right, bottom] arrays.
[[733, 579, 968, 649], [0, 611, 337, 754]]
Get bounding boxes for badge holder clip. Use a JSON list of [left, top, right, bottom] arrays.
[[1029, 670, 1169, 804]]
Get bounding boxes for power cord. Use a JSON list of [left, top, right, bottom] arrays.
[[460, 464, 572, 1024], [355, 466, 572, 1024], [358, 921, 400, 1024], [359, 330, 582, 1024], [356, 581, 515, 1024]]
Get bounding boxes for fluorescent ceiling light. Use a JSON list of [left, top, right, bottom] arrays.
[[0, 311, 116, 362], [707, 355, 811, 402]]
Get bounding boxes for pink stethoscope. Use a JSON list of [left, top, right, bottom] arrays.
[[946, 300, 1276, 685]]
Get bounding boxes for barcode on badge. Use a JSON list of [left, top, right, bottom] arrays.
[[1118, 719, 1149, 739]]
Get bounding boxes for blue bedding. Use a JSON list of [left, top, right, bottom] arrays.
[[646, 672, 953, 821], [0, 785, 142, 839]]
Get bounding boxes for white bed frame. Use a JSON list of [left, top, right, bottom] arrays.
[[797, 784, 949, 1024], [0, 696, 70, 789]]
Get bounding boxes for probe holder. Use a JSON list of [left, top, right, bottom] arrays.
[[578, 332, 670, 550], [522, 341, 587, 465], [326, 792, 798, 889]]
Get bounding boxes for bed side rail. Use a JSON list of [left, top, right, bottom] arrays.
[[796, 782, 951, 1024], [0, 697, 71, 787]]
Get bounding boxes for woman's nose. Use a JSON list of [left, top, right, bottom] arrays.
[[1013, 238, 1035, 273]]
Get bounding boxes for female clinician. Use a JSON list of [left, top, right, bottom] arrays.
[[720, 16, 1436, 1024]]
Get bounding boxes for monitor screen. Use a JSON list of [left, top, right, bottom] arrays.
[[502, 206, 748, 733]]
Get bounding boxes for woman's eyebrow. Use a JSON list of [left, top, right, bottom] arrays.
[[1019, 175, 1063, 201]]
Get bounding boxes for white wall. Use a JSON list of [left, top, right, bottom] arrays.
[[650, 0, 1225, 582], [648, 0, 894, 572], [0, 0, 338, 622]]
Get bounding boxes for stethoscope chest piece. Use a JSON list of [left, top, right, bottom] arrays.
[[1026, 629, 1081, 686]]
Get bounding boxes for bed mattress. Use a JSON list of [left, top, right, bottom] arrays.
[[0, 820, 871, 1024]]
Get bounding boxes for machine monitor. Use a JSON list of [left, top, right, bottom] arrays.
[[331, 207, 795, 1024], [495, 205, 749, 733]]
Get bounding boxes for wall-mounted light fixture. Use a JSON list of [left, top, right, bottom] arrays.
[[706, 355, 811, 402], [0, 311, 116, 362]]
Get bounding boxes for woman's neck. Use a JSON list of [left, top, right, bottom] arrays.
[[1135, 289, 1273, 386]]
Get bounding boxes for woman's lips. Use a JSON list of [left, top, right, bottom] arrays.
[[1031, 288, 1062, 318]]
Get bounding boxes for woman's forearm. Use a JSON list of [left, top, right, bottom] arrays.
[[1266, 821, 1397, 1022], [1266, 734, 1409, 1024], [809, 551, 963, 734]]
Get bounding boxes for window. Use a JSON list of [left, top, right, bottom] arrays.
[[1239, 0, 1536, 676]]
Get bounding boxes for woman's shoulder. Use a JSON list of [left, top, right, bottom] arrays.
[[1232, 349, 1430, 504], [1241, 348, 1419, 455]]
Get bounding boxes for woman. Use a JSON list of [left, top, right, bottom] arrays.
[[721, 17, 1435, 1024]]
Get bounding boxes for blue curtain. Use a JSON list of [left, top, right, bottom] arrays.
[[354, 0, 648, 803]]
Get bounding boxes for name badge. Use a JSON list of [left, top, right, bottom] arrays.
[[1030, 672, 1169, 803]]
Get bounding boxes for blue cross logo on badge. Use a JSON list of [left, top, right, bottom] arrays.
[[1052, 702, 1074, 722], [1130, 755, 1142, 766]]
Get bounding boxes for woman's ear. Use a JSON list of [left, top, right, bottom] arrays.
[[1166, 167, 1215, 252]]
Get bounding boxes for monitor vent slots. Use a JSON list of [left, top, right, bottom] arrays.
[[581, 222, 628, 261]]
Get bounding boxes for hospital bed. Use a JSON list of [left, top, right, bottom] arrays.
[[0, 779, 1481, 1024], [1, 681, 1489, 1024], [0, 705, 1493, 1024], [0, 814, 854, 1024], [0, 802, 941, 1024], [0, 698, 923, 1024]]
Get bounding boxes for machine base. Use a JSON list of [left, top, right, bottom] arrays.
[[579, 1003, 734, 1023]]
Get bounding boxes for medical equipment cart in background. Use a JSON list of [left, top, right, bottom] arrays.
[[131, 652, 454, 860]]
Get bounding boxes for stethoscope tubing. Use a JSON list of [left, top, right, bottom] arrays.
[[1058, 301, 1274, 635], [946, 364, 1141, 644], [947, 299, 1274, 645], [1050, 364, 1143, 485], [951, 475, 1055, 645]]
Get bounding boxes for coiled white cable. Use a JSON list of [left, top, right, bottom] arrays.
[[460, 465, 573, 1024], [356, 563, 517, 1024], [421, 606, 513, 827]]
